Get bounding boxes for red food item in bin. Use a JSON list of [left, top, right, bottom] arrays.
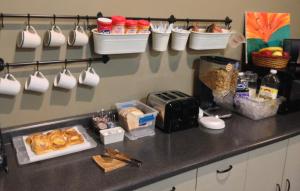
[[137, 20, 150, 33], [97, 18, 112, 33], [137, 20, 150, 27], [125, 20, 137, 27], [111, 16, 126, 25]]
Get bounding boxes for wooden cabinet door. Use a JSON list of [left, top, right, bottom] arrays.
[[136, 169, 197, 191], [244, 140, 288, 191], [196, 153, 248, 191], [282, 135, 300, 191]]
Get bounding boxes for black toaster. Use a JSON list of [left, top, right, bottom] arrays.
[[146, 90, 199, 133]]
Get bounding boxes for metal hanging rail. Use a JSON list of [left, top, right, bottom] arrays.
[[0, 56, 110, 72], [0, 12, 232, 28]]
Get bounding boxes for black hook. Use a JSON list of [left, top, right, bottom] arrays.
[[53, 14, 56, 26], [76, 15, 80, 26], [147, 17, 151, 22], [0, 58, 4, 72], [186, 18, 190, 29], [64, 59, 68, 69], [168, 15, 176, 24], [27, 13, 30, 26], [88, 58, 92, 68], [102, 55, 109, 64], [96, 12, 103, 19], [224, 16, 232, 29], [1, 13, 4, 29], [36, 61, 39, 71], [86, 15, 90, 30], [6, 63, 9, 74]]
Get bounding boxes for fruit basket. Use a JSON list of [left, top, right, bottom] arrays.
[[252, 51, 290, 69]]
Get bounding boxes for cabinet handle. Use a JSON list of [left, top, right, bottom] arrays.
[[276, 184, 281, 191], [170, 186, 176, 191], [216, 165, 233, 174], [286, 179, 291, 191]]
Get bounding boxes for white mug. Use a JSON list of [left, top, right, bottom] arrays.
[[0, 73, 21, 96], [54, 68, 77, 90], [44, 25, 66, 47], [17, 25, 41, 48], [68, 25, 89, 47], [79, 67, 100, 87], [25, 71, 49, 93]]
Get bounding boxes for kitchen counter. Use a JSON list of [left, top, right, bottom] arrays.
[[1, 112, 300, 191]]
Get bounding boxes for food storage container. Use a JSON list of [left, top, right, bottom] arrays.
[[151, 31, 171, 51], [115, 100, 158, 140], [171, 29, 190, 51], [125, 20, 138, 34], [92, 29, 150, 54], [97, 18, 112, 34], [189, 29, 233, 50], [99, 127, 125, 145], [111, 16, 126, 34], [214, 93, 282, 120], [137, 20, 150, 33]]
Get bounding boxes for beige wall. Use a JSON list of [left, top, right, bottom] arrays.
[[0, 0, 299, 128]]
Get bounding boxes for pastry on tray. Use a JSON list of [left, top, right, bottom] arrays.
[[25, 128, 84, 155]]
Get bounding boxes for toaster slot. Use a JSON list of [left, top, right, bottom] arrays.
[[156, 93, 171, 101], [170, 91, 189, 98], [162, 92, 177, 100]]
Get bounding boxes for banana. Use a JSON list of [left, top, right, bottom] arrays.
[[259, 47, 283, 52]]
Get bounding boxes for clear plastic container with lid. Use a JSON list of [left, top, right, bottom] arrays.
[[111, 16, 126, 34], [137, 20, 150, 33], [125, 20, 138, 34], [258, 69, 280, 100]]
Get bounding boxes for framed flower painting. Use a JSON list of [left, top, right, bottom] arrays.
[[245, 12, 291, 63]]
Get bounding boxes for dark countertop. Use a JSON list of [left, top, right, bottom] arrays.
[[1, 112, 300, 191]]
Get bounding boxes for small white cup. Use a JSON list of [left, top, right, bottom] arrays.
[[0, 73, 21, 96], [68, 25, 89, 47], [79, 67, 100, 87], [44, 25, 66, 47], [17, 25, 41, 48], [54, 69, 77, 90], [25, 71, 49, 93]]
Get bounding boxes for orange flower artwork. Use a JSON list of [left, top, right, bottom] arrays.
[[245, 11, 291, 63], [246, 12, 290, 42]]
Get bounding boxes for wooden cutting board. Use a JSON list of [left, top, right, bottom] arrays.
[[92, 153, 128, 173]]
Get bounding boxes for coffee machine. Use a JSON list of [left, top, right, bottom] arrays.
[[279, 39, 300, 113]]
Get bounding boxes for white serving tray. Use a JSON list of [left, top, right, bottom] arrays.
[[92, 29, 150, 54], [13, 125, 97, 165]]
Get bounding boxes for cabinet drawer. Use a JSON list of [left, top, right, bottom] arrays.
[[135, 170, 197, 191], [196, 153, 248, 191]]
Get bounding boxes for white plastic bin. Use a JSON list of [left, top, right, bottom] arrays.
[[99, 127, 125, 145], [92, 29, 150, 54], [171, 30, 190, 51], [151, 31, 171, 51], [116, 100, 158, 140], [189, 29, 233, 50]]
